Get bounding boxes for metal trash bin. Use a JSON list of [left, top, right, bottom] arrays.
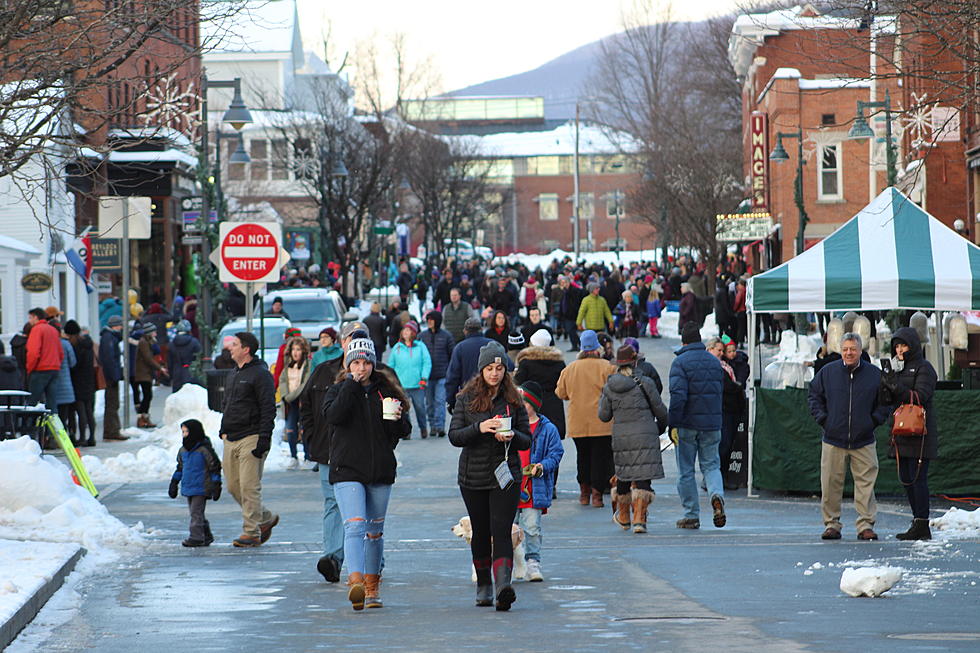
[[205, 369, 235, 412]]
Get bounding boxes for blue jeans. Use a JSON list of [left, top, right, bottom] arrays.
[[675, 428, 724, 520], [284, 399, 301, 459], [518, 508, 542, 562], [318, 465, 344, 565], [406, 387, 427, 434], [28, 370, 59, 410], [334, 481, 392, 576], [425, 378, 447, 431]]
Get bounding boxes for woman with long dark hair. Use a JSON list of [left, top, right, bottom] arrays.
[[449, 341, 530, 611], [485, 310, 510, 349], [323, 338, 410, 610], [278, 335, 311, 468]]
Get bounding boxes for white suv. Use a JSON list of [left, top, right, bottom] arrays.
[[255, 288, 346, 348]]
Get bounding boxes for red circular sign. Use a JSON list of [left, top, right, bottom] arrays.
[[220, 223, 278, 281]]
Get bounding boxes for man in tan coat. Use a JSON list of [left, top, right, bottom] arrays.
[[556, 330, 615, 507]]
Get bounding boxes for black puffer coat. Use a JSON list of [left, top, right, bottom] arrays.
[[448, 389, 530, 490], [300, 361, 338, 465], [419, 320, 455, 379], [514, 346, 567, 438], [880, 327, 939, 460], [323, 372, 411, 485], [69, 335, 97, 401], [598, 371, 668, 481]]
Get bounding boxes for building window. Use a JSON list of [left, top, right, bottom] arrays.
[[537, 193, 559, 221], [579, 193, 594, 220], [527, 156, 560, 175], [606, 190, 625, 219], [817, 144, 842, 200], [821, 113, 836, 126], [270, 139, 289, 179], [249, 139, 268, 181], [540, 239, 560, 251], [225, 139, 245, 181]]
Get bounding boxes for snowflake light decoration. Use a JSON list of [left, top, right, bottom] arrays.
[[902, 91, 932, 151], [293, 151, 319, 180], [142, 73, 202, 134]]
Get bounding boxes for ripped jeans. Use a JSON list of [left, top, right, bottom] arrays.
[[333, 481, 392, 576]]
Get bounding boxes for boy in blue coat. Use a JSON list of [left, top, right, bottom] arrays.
[[169, 419, 222, 547], [517, 382, 563, 582]]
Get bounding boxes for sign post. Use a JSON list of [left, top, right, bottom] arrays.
[[211, 222, 289, 335]]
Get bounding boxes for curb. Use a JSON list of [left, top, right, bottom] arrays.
[[0, 546, 86, 650]]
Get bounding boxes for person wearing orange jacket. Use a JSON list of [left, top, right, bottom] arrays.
[[26, 307, 64, 409]]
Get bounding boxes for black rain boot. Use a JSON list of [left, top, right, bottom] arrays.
[[474, 558, 493, 607], [492, 558, 516, 611], [896, 518, 932, 541]]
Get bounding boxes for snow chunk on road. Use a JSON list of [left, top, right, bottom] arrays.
[[930, 507, 980, 539], [840, 566, 903, 597]]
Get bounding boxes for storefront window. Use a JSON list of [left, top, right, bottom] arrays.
[[818, 144, 842, 200]]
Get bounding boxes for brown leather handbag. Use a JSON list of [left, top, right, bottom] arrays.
[[891, 391, 926, 437]]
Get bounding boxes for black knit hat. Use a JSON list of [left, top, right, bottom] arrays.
[[507, 330, 526, 350], [63, 319, 81, 335]]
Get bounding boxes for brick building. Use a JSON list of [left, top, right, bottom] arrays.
[[402, 96, 649, 255]]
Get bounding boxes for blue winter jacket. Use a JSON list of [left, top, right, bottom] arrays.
[[668, 342, 723, 430], [526, 413, 563, 510], [171, 439, 222, 497], [418, 328, 455, 380], [98, 327, 122, 384], [54, 339, 76, 406], [445, 333, 515, 409], [808, 358, 888, 449], [388, 341, 432, 390]]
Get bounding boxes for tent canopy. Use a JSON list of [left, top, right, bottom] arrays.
[[748, 188, 980, 313]]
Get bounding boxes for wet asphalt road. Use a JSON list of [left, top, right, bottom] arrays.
[[16, 331, 980, 652]]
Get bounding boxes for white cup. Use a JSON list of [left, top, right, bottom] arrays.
[[382, 397, 401, 420], [497, 416, 512, 433]]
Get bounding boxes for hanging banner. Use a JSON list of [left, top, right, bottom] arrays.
[[750, 112, 769, 211]]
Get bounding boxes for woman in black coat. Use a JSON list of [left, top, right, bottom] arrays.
[[322, 338, 411, 610], [484, 310, 510, 349], [65, 322, 97, 447], [879, 326, 938, 541], [449, 341, 530, 611]]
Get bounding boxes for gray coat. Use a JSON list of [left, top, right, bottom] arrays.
[[598, 371, 668, 481]]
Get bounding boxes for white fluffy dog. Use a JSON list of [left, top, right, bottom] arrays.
[[451, 515, 527, 582]]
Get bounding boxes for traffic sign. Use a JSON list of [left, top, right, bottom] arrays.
[[217, 222, 284, 283]]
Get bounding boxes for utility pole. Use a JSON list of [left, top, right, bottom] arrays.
[[573, 103, 580, 260]]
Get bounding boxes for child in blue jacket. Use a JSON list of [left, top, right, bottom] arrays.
[[516, 382, 563, 582], [168, 419, 222, 547]]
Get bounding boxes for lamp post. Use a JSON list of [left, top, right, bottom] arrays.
[[847, 89, 897, 188], [320, 146, 348, 286], [199, 74, 252, 357], [606, 189, 625, 260], [769, 129, 809, 256]]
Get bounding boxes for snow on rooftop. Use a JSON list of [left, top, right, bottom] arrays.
[[0, 235, 42, 256], [447, 121, 639, 158]]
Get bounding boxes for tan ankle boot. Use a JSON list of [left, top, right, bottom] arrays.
[[578, 483, 591, 505], [364, 573, 383, 608], [611, 488, 631, 530], [347, 572, 365, 611], [631, 489, 655, 533]]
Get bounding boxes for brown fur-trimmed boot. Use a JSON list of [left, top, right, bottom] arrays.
[[578, 483, 592, 506], [347, 572, 366, 611], [611, 487, 631, 530], [364, 574, 383, 608], [630, 488, 655, 534], [591, 488, 604, 508]]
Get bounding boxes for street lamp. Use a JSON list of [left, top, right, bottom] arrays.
[[199, 74, 253, 356], [847, 89, 897, 187], [770, 130, 809, 256], [606, 189, 625, 260]]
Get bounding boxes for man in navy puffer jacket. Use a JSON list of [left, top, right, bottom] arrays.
[[808, 332, 888, 541], [669, 322, 725, 529], [420, 310, 455, 437]]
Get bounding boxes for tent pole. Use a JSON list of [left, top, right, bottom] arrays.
[[747, 310, 758, 498], [935, 310, 945, 380]]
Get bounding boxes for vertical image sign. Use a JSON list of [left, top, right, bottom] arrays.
[[750, 112, 769, 211]]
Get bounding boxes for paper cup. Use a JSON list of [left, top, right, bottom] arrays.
[[382, 397, 400, 420], [497, 416, 512, 433]]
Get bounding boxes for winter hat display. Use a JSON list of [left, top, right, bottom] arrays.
[[529, 329, 552, 348], [519, 381, 543, 411], [345, 338, 377, 367], [615, 345, 638, 366], [580, 330, 600, 353], [477, 341, 508, 370]]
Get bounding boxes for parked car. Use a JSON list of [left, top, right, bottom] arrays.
[[213, 317, 291, 366], [254, 288, 346, 349], [442, 238, 494, 261]]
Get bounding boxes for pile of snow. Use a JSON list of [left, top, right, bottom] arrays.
[[930, 506, 980, 539], [0, 540, 80, 627], [840, 566, 904, 597], [81, 384, 296, 485], [495, 248, 665, 272], [0, 437, 145, 553]]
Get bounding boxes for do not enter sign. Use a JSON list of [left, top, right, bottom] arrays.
[[216, 222, 288, 283]]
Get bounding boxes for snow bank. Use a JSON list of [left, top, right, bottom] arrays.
[[0, 437, 145, 553], [495, 248, 665, 272], [930, 506, 980, 538], [840, 566, 903, 597], [80, 384, 296, 485], [0, 539, 80, 628]]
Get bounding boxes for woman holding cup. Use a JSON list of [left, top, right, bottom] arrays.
[[449, 341, 531, 611], [323, 338, 411, 610]]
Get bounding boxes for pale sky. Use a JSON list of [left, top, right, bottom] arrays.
[[297, 0, 743, 94]]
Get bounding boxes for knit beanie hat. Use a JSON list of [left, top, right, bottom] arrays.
[[107, 315, 123, 327], [681, 322, 702, 345], [319, 327, 337, 341], [519, 381, 544, 411], [63, 319, 81, 335], [507, 331, 526, 350], [580, 329, 600, 352], [529, 329, 552, 348], [176, 319, 192, 334], [345, 338, 377, 367], [463, 317, 483, 333], [285, 327, 302, 338], [477, 341, 507, 370], [403, 320, 420, 336], [623, 337, 640, 353], [340, 321, 367, 341]]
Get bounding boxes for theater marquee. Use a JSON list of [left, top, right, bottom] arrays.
[[750, 112, 769, 211]]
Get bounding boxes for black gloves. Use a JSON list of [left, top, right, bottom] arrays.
[[251, 438, 270, 459], [168, 479, 179, 499], [210, 482, 222, 501]]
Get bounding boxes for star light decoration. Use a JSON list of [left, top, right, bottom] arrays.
[[141, 73, 202, 135]]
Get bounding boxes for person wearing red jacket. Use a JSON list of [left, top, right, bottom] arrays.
[[26, 307, 64, 409]]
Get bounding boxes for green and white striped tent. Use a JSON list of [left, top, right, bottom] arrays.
[[748, 188, 980, 313]]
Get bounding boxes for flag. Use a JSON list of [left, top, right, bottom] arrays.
[[65, 230, 94, 294]]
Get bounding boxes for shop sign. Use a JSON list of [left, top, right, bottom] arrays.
[[90, 238, 121, 270], [716, 212, 772, 242], [750, 112, 769, 210], [21, 271, 53, 293]]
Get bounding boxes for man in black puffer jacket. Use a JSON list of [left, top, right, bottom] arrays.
[[220, 331, 278, 548], [419, 310, 455, 437]]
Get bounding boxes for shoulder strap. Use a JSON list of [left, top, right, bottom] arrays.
[[635, 377, 659, 417]]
